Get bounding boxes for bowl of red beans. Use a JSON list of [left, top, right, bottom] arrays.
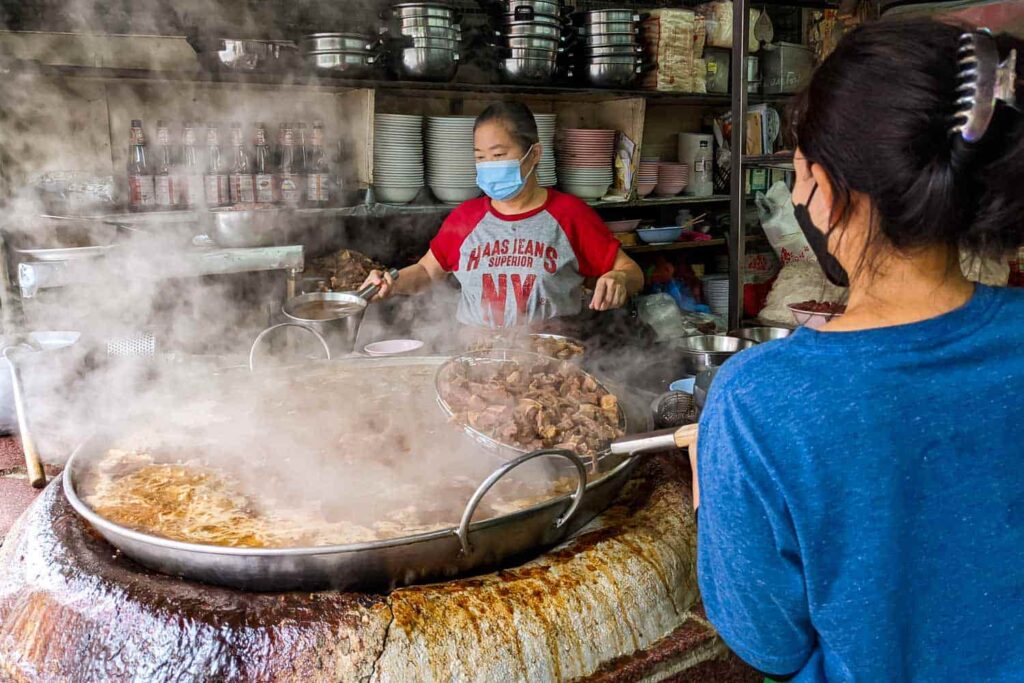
[[787, 300, 847, 329]]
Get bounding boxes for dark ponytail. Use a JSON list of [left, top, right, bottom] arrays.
[[792, 17, 1024, 262]]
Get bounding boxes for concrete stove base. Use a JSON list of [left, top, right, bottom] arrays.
[[0, 454, 755, 682]]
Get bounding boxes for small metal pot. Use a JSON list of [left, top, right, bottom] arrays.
[[502, 12, 563, 27], [395, 25, 462, 40], [504, 0, 563, 16], [393, 46, 460, 80], [389, 3, 458, 20], [507, 5, 562, 22], [507, 46, 560, 59], [398, 15, 459, 29], [506, 35, 562, 50], [408, 36, 460, 49], [301, 33, 374, 53], [583, 32, 638, 46], [306, 51, 378, 77], [578, 21, 638, 35], [502, 21, 563, 38], [581, 9, 646, 23], [500, 55, 558, 84], [282, 292, 367, 356], [584, 44, 642, 57], [674, 335, 754, 376]]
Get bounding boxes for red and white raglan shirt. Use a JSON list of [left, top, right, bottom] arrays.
[[430, 190, 621, 328]]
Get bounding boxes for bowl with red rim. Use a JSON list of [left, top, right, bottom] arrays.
[[787, 300, 846, 329]]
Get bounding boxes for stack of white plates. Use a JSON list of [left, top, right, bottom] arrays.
[[426, 116, 482, 204], [535, 113, 557, 188], [556, 128, 616, 200], [703, 274, 730, 317], [374, 113, 424, 204]]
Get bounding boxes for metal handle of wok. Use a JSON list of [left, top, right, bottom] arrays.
[[248, 323, 332, 372], [456, 448, 588, 556]]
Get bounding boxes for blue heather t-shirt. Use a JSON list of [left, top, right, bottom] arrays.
[[697, 285, 1024, 681]]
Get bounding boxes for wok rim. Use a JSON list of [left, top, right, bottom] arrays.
[[62, 432, 636, 558]]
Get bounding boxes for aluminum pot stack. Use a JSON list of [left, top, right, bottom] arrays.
[[492, 0, 570, 85], [568, 9, 649, 88], [301, 33, 380, 78], [381, 2, 462, 81]]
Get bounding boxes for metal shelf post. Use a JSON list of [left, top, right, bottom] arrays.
[[729, 0, 752, 330]]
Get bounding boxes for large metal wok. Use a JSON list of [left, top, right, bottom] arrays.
[[62, 356, 650, 592]]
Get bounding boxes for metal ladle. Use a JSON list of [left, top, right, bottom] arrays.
[[2, 342, 46, 488]]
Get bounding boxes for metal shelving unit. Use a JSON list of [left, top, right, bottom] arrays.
[[728, 0, 837, 328]]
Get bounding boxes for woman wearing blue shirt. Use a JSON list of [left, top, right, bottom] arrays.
[[697, 18, 1024, 682]]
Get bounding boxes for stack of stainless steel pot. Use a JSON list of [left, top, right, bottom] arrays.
[[569, 9, 648, 88], [381, 2, 462, 81], [301, 33, 380, 78], [494, 0, 568, 84]]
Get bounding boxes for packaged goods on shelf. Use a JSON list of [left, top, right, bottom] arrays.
[[697, 1, 762, 52], [640, 10, 707, 93]]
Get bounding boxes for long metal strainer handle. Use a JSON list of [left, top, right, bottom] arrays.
[[3, 345, 45, 488], [457, 448, 588, 556], [356, 268, 400, 301]]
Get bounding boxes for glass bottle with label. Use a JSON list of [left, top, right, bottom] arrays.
[[276, 122, 301, 207], [127, 119, 154, 211], [204, 123, 230, 207], [253, 123, 275, 206], [153, 120, 176, 210], [177, 123, 204, 209], [305, 121, 334, 207], [228, 122, 254, 205]]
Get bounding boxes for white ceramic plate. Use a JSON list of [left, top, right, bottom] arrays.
[[364, 339, 425, 356]]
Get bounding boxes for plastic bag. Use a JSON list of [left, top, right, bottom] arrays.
[[755, 181, 813, 263]]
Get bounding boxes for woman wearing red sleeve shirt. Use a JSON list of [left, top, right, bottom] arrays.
[[364, 102, 643, 329]]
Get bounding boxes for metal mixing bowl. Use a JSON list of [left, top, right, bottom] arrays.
[[500, 54, 558, 83], [393, 46, 459, 80], [306, 51, 378, 77], [727, 327, 793, 344], [193, 39, 299, 71], [584, 58, 642, 87], [674, 335, 755, 375]]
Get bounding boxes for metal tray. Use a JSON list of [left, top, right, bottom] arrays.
[[14, 245, 119, 262]]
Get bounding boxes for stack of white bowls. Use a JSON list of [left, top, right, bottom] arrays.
[[556, 128, 616, 200], [534, 113, 557, 188], [426, 116, 482, 204], [703, 274, 730, 318], [374, 113, 424, 204]]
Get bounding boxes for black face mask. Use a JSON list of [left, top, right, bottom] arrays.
[[793, 184, 850, 288]]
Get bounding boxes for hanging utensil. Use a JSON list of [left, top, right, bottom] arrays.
[[753, 5, 774, 46], [3, 342, 46, 488]]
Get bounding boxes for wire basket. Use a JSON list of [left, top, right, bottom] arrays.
[[435, 348, 627, 461]]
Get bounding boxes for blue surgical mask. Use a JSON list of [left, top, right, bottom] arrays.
[[475, 145, 536, 201]]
